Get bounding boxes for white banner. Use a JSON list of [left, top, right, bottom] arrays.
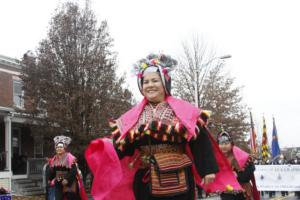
[[254, 165, 300, 191]]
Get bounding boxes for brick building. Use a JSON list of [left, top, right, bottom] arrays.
[[0, 54, 47, 194]]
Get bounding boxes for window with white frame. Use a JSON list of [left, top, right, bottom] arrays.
[[34, 136, 43, 158], [13, 80, 24, 108]]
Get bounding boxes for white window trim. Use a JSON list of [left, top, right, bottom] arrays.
[[13, 80, 24, 109], [34, 136, 44, 158], [12, 127, 22, 155]]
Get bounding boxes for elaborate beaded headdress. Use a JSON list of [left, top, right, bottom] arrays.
[[217, 130, 233, 145], [132, 53, 177, 96], [53, 135, 72, 148]]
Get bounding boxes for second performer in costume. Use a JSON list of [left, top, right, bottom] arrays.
[[49, 135, 87, 200]]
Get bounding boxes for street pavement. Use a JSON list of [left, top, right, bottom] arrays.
[[86, 192, 299, 200], [260, 192, 299, 200], [197, 192, 299, 200]]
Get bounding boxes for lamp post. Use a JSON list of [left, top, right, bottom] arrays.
[[194, 54, 231, 107]]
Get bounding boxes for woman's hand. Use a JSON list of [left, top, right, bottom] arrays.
[[233, 171, 237, 177], [62, 179, 68, 186], [203, 173, 216, 185]]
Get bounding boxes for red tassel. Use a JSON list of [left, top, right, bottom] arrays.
[[162, 68, 170, 81], [158, 121, 162, 130]]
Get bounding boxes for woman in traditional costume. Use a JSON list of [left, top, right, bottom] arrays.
[[49, 135, 88, 200], [217, 131, 260, 200], [86, 54, 242, 200]]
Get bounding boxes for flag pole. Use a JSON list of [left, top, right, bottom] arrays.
[[249, 111, 257, 156]]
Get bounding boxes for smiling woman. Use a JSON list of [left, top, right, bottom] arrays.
[[86, 53, 243, 200], [142, 72, 165, 103]]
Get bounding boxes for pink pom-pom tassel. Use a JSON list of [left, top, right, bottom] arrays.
[[162, 68, 170, 81]]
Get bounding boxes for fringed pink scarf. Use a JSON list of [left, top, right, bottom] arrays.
[[117, 96, 199, 141], [49, 152, 75, 168]]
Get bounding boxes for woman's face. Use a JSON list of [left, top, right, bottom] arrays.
[[55, 143, 65, 155], [142, 72, 165, 103], [218, 142, 232, 155]]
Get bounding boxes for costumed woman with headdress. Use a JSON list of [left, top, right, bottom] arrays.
[[49, 135, 88, 200], [217, 130, 260, 200], [85, 53, 242, 200]]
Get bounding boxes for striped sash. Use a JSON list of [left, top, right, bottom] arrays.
[[150, 152, 192, 197]]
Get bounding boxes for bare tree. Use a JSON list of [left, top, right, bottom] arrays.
[[20, 2, 133, 155], [173, 36, 249, 148]]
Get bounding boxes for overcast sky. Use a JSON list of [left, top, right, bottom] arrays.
[[1, 0, 299, 148]]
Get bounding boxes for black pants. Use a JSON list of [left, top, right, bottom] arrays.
[[55, 184, 81, 200], [281, 191, 288, 196], [196, 185, 204, 198], [269, 191, 275, 197], [220, 193, 245, 200], [45, 186, 49, 200]]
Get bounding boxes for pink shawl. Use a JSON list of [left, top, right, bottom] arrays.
[[49, 152, 76, 168], [85, 138, 139, 200], [232, 146, 260, 200], [117, 96, 199, 141], [232, 146, 249, 170]]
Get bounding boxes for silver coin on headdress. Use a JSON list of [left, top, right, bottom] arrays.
[[53, 135, 72, 147]]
